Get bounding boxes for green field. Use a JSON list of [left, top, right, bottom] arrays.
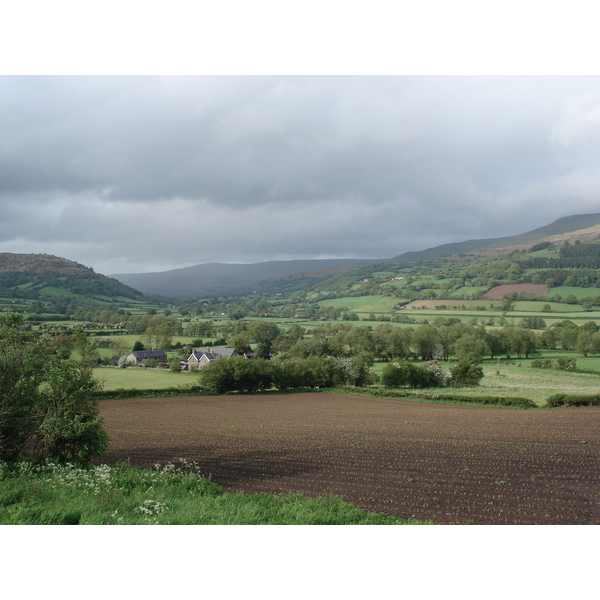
[[550, 286, 600, 299], [318, 296, 402, 313], [94, 367, 200, 390], [369, 354, 600, 406], [448, 286, 490, 298]]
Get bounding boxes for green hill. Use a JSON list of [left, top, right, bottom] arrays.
[[112, 213, 600, 301], [391, 213, 600, 262], [0, 253, 145, 303]]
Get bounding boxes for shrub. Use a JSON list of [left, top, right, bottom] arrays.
[[381, 361, 440, 388], [448, 360, 484, 386], [556, 358, 577, 371], [546, 393, 600, 407], [271, 359, 306, 390], [0, 311, 108, 464]]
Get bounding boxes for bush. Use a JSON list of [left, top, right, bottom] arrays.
[[271, 360, 306, 390], [0, 311, 108, 464], [200, 357, 275, 393], [448, 360, 484, 386], [546, 393, 600, 407], [381, 361, 441, 388]]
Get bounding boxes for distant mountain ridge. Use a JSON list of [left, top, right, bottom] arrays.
[[111, 213, 600, 299], [112, 258, 378, 299], [391, 213, 600, 263]]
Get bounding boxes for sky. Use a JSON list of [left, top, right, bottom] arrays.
[[1, 5, 600, 277]]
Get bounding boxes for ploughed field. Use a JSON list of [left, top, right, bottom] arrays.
[[97, 393, 600, 525]]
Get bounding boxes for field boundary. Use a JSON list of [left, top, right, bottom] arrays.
[[324, 386, 538, 408]]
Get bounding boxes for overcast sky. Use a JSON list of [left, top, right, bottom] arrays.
[[1, 75, 600, 275]]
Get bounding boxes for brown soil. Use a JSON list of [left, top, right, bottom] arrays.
[[483, 283, 549, 299], [96, 393, 600, 525]]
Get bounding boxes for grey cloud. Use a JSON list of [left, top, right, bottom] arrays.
[[1, 76, 600, 274]]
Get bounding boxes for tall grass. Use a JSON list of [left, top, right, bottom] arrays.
[[0, 460, 424, 525]]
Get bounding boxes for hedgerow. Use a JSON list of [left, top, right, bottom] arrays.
[[332, 386, 537, 408], [545, 393, 600, 407]]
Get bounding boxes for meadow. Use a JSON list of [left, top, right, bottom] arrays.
[[94, 366, 199, 390]]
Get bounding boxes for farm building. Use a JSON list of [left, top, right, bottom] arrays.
[[186, 346, 255, 370], [124, 349, 168, 366]]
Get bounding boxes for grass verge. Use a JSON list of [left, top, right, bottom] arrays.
[[0, 460, 427, 525]]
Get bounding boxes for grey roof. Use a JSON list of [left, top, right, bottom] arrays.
[[194, 347, 237, 358], [130, 350, 167, 358]]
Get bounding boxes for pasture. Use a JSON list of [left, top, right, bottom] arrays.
[[317, 296, 400, 313], [97, 393, 600, 525], [367, 360, 600, 405], [94, 367, 199, 390]]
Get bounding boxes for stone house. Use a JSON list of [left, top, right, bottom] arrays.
[[124, 349, 168, 366]]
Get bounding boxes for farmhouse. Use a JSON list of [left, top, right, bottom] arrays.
[[124, 349, 168, 366], [186, 346, 255, 370]]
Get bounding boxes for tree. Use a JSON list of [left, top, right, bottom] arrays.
[[0, 311, 108, 463], [227, 331, 252, 354], [185, 320, 215, 338], [271, 359, 306, 390], [412, 325, 439, 360], [336, 352, 377, 387], [143, 321, 174, 350], [248, 321, 281, 358], [381, 361, 439, 388], [454, 331, 490, 362], [73, 330, 100, 366], [448, 360, 484, 386]]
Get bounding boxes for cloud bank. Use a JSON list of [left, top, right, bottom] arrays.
[[1, 76, 599, 274]]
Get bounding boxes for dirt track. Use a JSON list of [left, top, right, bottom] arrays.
[[96, 393, 600, 525]]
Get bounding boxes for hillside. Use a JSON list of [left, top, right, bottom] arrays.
[[391, 213, 600, 262], [112, 258, 378, 299], [0, 253, 145, 303], [111, 213, 600, 300]]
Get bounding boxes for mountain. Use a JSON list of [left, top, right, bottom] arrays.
[[0, 253, 145, 302], [391, 213, 600, 263], [112, 259, 378, 299], [111, 213, 600, 300]]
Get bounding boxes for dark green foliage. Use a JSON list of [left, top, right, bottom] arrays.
[[518, 317, 547, 330], [448, 360, 484, 386], [340, 386, 536, 407], [199, 354, 351, 393], [300, 356, 345, 388], [271, 360, 306, 390], [546, 393, 600, 407], [529, 241, 553, 252], [381, 361, 440, 388], [531, 358, 577, 371], [200, 357, 275, 393], [0, 311, 108, 463]]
